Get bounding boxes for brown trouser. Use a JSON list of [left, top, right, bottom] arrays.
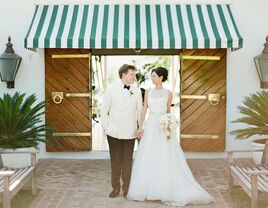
[[107, 135, 135, 193]]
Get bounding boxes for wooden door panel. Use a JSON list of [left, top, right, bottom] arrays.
[[181, 49, 226, 152], [45, 49, 91, 152], [182, 76, 226, 122]]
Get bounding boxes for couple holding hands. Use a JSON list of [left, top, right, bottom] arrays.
[[100, 64, 214, 206]]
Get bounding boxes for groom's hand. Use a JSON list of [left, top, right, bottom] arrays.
[[136, 129, 144, 139], [135, 131, 141, 139]]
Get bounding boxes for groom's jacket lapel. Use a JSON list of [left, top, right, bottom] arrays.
[[100, 82, 143, 139], [114, 83, 134, 110]]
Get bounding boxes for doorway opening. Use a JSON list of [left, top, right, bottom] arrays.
[[91, 55, 181, 151]]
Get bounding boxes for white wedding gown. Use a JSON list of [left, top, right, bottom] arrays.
[[127, 88, 214, 206]]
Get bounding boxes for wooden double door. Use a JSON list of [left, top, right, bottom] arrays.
[[44, 48, 226, 152]]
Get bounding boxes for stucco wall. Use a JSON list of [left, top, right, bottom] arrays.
[[0, 0, 267, 160]]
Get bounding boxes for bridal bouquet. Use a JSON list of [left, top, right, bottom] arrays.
[[160, 113, 178, 140]]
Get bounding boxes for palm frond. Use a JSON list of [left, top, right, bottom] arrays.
[[230, 126, 268, 139], [0, 92, 54, 149], [231, 90, 268, 139]]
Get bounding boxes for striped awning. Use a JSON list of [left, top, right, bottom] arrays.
[[25, 4, 243, 50]]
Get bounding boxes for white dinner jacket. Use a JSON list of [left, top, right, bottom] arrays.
[[100, 82, 143, 139]]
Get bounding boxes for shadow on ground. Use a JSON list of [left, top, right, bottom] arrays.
[[232, 187, 268, 208]]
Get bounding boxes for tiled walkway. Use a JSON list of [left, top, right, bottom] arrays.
[[27, 158, 254, 208]]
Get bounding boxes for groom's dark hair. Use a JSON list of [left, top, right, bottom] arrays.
[[119, 64, 136, 78]]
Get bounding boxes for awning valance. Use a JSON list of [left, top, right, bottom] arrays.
[[25, 4, 243, 50]]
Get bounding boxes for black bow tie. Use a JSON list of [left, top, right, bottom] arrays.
[[124, 85, 130, 90]]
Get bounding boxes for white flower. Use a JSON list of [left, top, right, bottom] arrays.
[[160, 113, 178, 140]]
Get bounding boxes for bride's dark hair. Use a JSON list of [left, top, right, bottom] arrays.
[[152, 67, 168, 82]]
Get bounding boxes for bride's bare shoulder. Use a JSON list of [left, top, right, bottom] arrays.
[[165, 89, 172, 96]]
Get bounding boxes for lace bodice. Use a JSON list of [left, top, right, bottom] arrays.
[[148, 88, 169, 114]]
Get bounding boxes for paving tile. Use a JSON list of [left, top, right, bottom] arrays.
[[27, 158, 255, 208]]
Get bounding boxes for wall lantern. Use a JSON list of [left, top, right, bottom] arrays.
[[0, 37, 22, 88], [254, 36, 268, 88]]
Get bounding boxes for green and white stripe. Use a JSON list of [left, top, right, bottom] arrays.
[[25, 4, 243, 49]]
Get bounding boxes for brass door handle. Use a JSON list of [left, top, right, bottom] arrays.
[[181, 95, 206, 100], [65, 93, 91, 98], [52, 92, 64, 104], [181, 93, 225, 106], [181, 134, 219, 139], [51, 92, 91, 104], [52, 54, 90, 59], [52, 132, 91, 137], [208, 94, 220, 106]]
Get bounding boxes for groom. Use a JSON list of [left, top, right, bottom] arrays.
[[100, 64, 143, 198]]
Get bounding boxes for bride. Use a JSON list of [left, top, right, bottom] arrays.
[[127, 67, 214, 206]]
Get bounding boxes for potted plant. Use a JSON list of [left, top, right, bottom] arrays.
[[230, 90, 268, 164], [0, 92, 53, 166]]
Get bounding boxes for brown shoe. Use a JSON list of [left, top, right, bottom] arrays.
[[109, 190, 120, 198]]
